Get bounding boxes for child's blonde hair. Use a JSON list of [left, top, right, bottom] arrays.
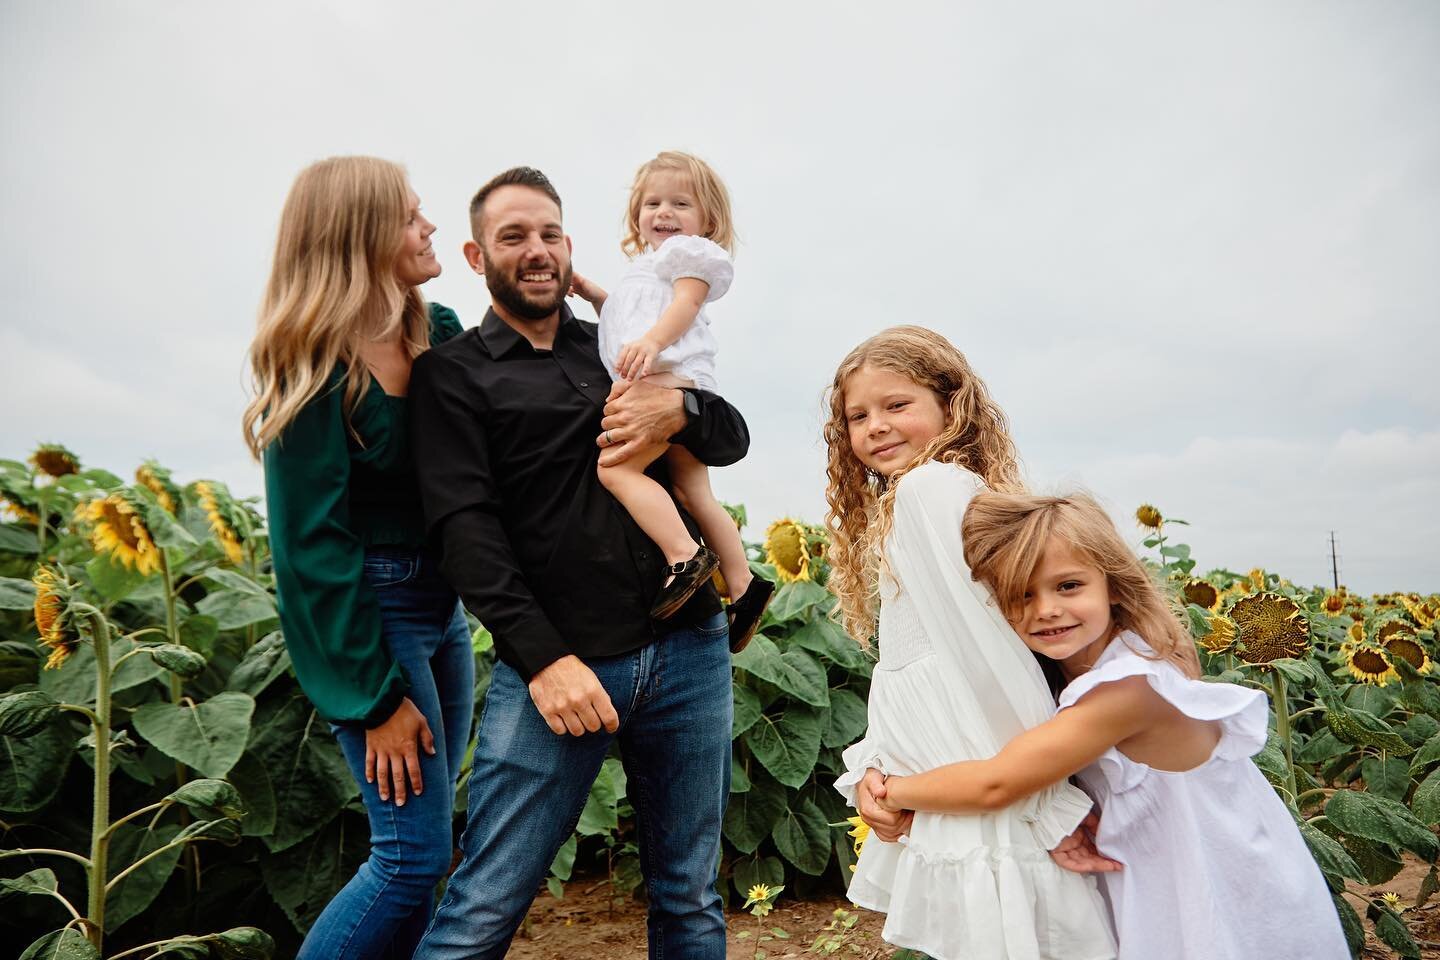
[[962, 491, 1201, 680], [621, 151, 735, 257], [822, 326, 1023, 644]]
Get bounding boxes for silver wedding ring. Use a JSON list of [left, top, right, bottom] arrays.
[[604, 430, 613, 446]]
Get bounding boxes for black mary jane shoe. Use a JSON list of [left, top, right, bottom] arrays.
[[650, 546, 721, 620], [726, 576, 775, 654]]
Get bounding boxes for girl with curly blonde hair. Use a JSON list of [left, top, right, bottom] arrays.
[[823, 326, 1115, 960]]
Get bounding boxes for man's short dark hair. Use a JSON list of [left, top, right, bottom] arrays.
[[469, 167, 563, 240]]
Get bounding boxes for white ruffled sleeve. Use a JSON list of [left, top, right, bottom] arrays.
[[885, 461, 1095, 846], [1058, 634, 1268, 792], [652, 235, 733, 302]]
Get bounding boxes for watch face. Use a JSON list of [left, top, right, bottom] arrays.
[[683, 390, 700, 417]]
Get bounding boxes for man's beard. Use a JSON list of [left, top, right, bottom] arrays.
[[482, 248, 572, 321]]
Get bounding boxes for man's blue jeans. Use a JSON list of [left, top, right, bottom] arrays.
[[416, 613, 733, 960], [298, 547, 475, 960]]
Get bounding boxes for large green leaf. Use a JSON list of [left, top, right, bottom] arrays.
[[1295, 816, 1366, 883], [1362, 756, 1411, 803], [39, 637, 165, 704], [106, 822, 183, 931], [722, 771, 786, 854], [1370, 901, 1422, 958], [768, 580, 830, 623], [730, 754, 751, 793], [196, 590, 277, 631], [0, 575, 35, 610], [0, 688, 60, 738], [787, 618, 866, 671], [771, 796, 832, 876], [202, 567, 269, 597], [85, 554, 151, 602], [260, 811, 368, 934], [167, 778, 246, 821], [146, 643, 207, 680], [577, 758, 625, 837], [778, 648, 829, 708], [132, 691, 255, 779], [1333, 894, 1366, 956], [549, 834, 578, 883], [744, 703, 824, 789], [228, 750, 277, 837], [821, 688, 867, 749], [0, 867, 58, 898], [730, 853, 784, 901], [1411, 765, 1440, 825], [1325, 789, 1439, 862], [248, 696, 356, 852], [1410, 732, 1440, 777], [226, 632, 291, 697], [0, 715, 76, 813], [19, 929, 100, 960], [0, 524, 40, 556], [732, 684, 762, 738]]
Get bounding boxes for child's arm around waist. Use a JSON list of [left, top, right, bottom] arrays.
[[880, 676, 1162, 814]]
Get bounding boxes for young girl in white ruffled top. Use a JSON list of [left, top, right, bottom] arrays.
[[824, 326, 1117, 960], [571, 151, 772, 649], [866, 490, 1349, 960]]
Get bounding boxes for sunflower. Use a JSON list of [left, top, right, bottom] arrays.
[[1346, 645, 1399, 687], [1379, 891, 1409, 914], [1135, 504, 1163, 530], [1401, 596, 1437, 630], [81, 492, 162, 576], [1320, 591, 1346, 616], [764, 518, 811, 583], [135, 460, 182, 515], [1376, 620, 1417, 645], [33, 566, 78, 669], [1346, 621, 1365, 647], [29, 443, 80, 478], [1230, 592, 1310, 664], [194, 481, 246, 565], [1182, 579, 1222, 613], [1199, 614, 1238, 654], [1382, 633, 1432, 675], [0, 497, 41, 526], [1247, 568, 1268, 592]]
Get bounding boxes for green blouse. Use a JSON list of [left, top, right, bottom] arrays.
[[264, 303, 464, 726]]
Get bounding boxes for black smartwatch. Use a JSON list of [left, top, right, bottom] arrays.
[[680, 387, 701, 420]]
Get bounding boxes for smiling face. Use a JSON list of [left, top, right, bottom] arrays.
[[471, 184, 573, 322], [394, 190, 440, 286], [636, 170, 706, 250], [843, 365, 949, 477], [1012, 538, 1116, 676]]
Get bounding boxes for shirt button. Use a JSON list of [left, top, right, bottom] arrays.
[[580, 381, 589, 387]]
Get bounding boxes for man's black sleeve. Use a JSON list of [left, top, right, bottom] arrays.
[[409, 348, 571, 680], [668, 389, 750, 467]]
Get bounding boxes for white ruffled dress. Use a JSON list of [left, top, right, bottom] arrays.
[[597, 234, 732, 392], [1061, 635, 1349, 960], [835, 461, 1116, 960]]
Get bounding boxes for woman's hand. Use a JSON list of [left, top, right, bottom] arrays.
[[365, 697, 436, 806], [616, 336, 662, 380]]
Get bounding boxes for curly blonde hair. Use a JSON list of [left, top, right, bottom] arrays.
[[962, 491, 1201, 680], [822, 326, 1023, 644], [621, 151, 735, 257]]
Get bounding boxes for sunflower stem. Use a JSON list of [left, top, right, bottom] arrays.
[[158, 549, 199, 898], [1271, 669, 1299, 805], [1289, 705, 1326, 724], [85, 609, 113, 950]]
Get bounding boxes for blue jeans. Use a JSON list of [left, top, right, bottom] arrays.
[[298, 547, 476, 960], [416, 613, 733, 960]]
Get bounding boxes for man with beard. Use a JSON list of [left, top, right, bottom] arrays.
[[408, 167, 747, 959]]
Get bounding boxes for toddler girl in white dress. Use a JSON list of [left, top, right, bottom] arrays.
[[824, 326, 1117, 960], [868, 490, 1349, 960], [571, 151, 772, 648]]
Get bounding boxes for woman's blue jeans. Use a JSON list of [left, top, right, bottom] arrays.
[[297, 546, 475, 960], [416, 613, 733, 960]]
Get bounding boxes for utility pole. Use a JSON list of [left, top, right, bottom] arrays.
[[1329, 531, 1340, 591]]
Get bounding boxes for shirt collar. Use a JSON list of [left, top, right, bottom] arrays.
[[478, 302, 582, 359]]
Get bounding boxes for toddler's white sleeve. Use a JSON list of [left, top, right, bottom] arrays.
[[652, 235, 734, 302]]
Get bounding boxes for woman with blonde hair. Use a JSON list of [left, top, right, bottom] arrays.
[[823, 326, 1115, 959], [243, 156, 472, 959]]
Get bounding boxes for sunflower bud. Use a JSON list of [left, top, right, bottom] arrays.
[[33, 566, 79, 669], [764, 519, 812, 583], [135, 460, 183, 516], [1135, 504, 1163, 529], [193, 480, 247, 566]]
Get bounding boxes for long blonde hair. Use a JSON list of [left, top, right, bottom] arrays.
[[823, 326, 1023, 644], [962, 491, 1201, 679], [621, 151, 735, 257], [243, 156, 429, 457]]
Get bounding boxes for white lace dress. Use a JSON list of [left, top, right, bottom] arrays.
[[597, 234, 732, 392], [835, 461, 1116, 960], [1060, 635, 1349, 960]]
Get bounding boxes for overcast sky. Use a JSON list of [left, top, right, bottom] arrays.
[[2, 1, 1436, 593]]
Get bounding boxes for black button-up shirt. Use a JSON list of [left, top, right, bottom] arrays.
[[409, 305, 750, 680]]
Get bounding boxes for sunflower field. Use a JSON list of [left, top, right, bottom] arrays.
[[1, 450, 1437, 959]]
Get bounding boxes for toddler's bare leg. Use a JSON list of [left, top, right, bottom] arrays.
[[597, 440, 699, 566], [667, 446, 752, 598]]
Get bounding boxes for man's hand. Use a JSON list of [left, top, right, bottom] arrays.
[[527, 655, 620, 736], [856, 768, 913, 843], [1049, 812, 1122, 874], [365, 697, 436, 807], [597, 379, 686, 467]]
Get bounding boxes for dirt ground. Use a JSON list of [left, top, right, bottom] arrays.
[[501, 859, 1440, 959]]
